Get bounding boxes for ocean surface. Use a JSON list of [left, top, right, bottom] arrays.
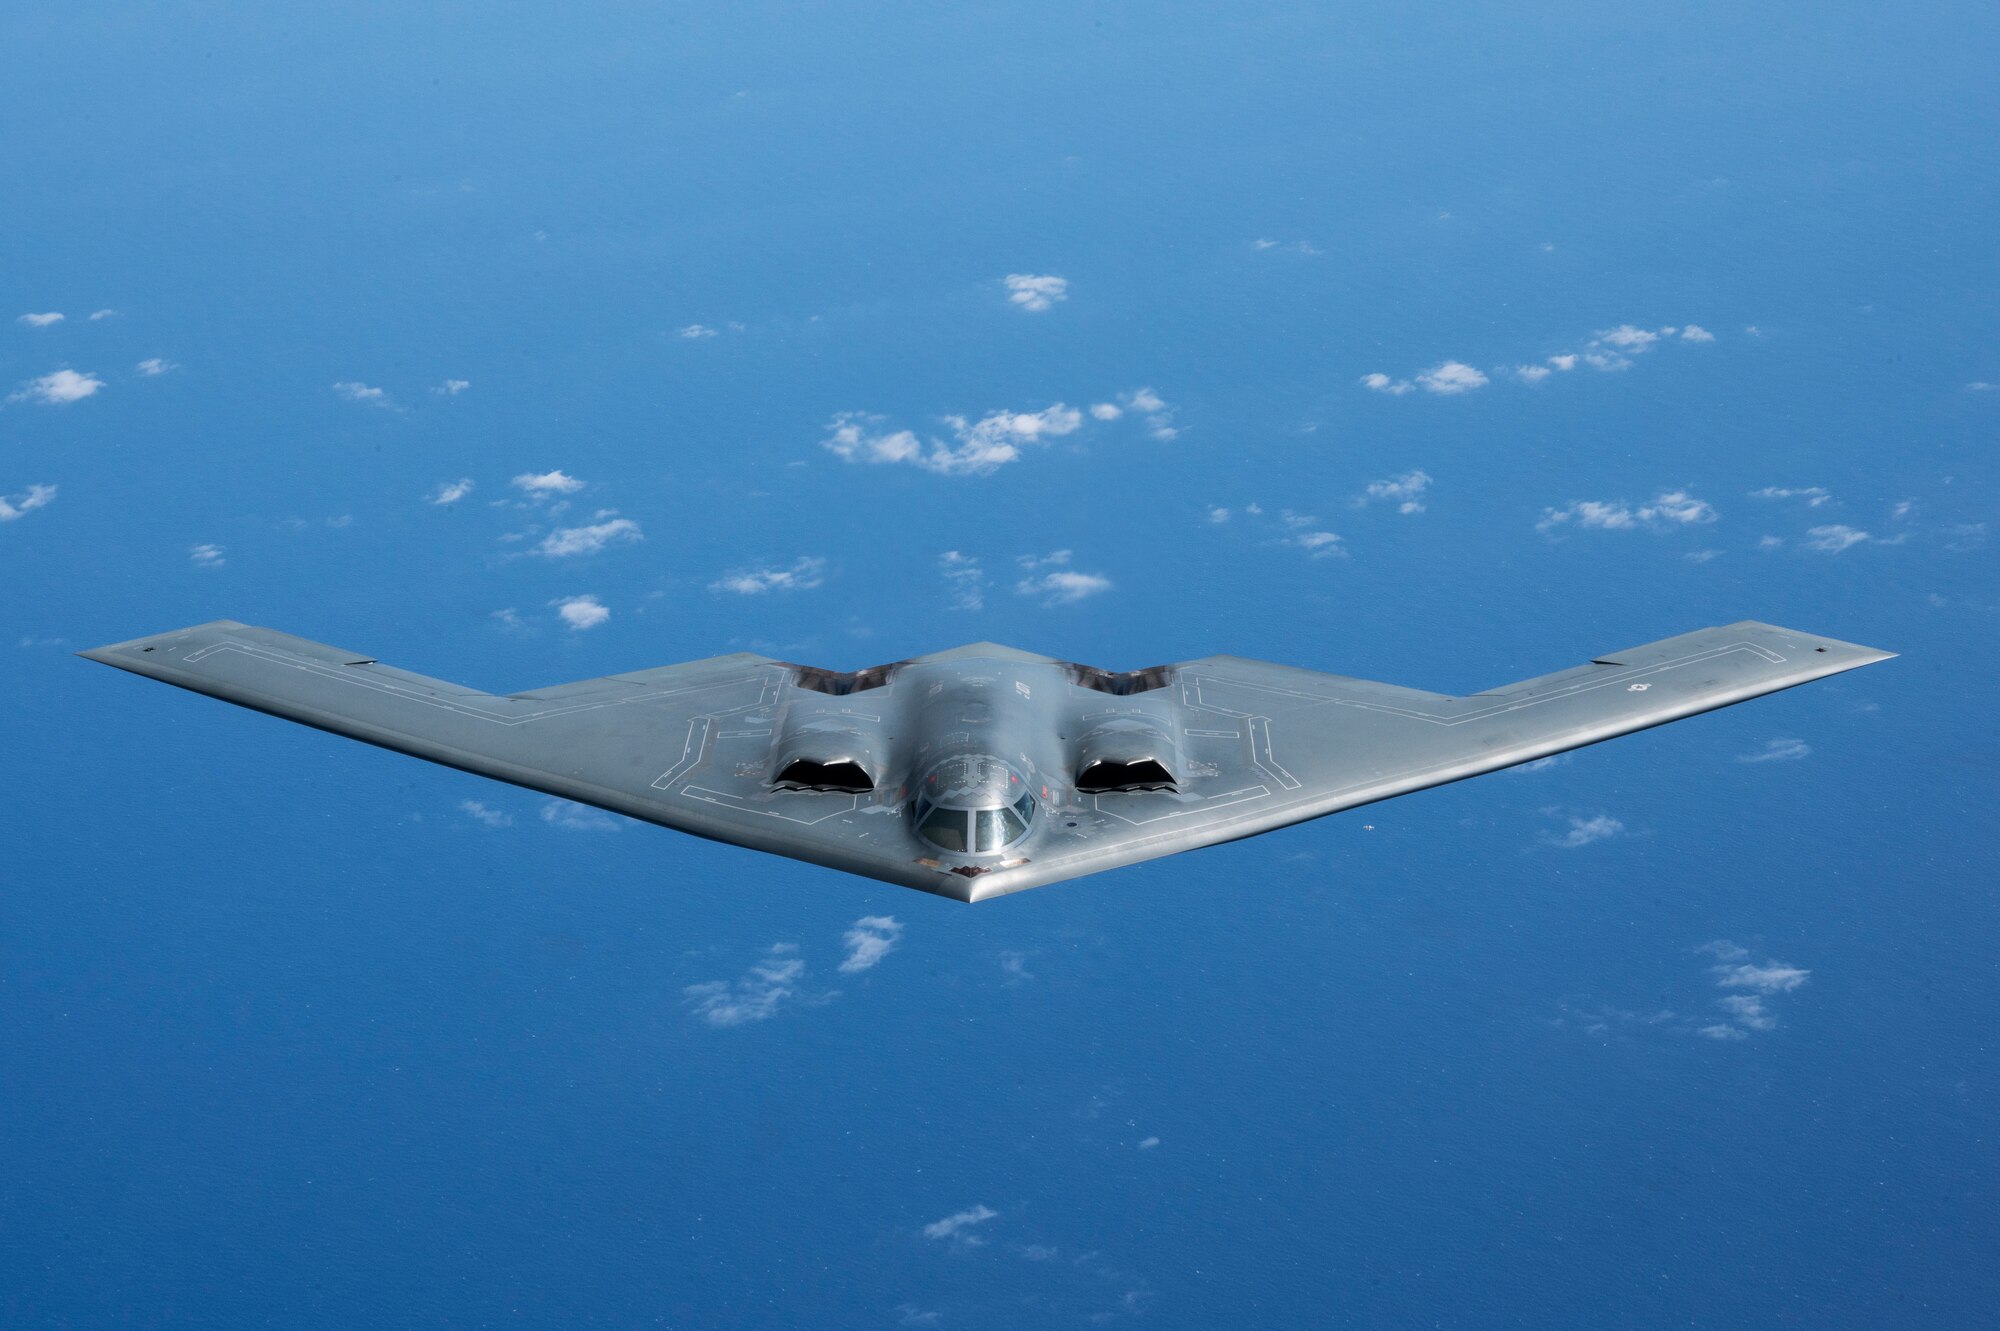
[[4, 4, 1995, 1326]]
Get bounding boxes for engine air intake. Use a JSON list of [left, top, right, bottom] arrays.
[[773, 758, 874, 793], [1076, 758, 1177, 793]]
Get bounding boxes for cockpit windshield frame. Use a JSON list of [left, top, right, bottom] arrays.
[[911, 773, 1039, 857]]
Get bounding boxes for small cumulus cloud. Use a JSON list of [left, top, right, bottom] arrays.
[[1514, 364, 1552, 384], [189, 543, 226, 568], [1680, 324, 1715, 342], [88, 309, 118, 321], [1004, 274, 1067, 312], [1361, 372, 1414, 395], [17, 312, 64, 327], [1739, 738, 1811, 763], [0, 483, 57, 523], [1802, 524, 1873, 554], [822, 404, 1083, 476], [533, 517, 642, 558], [839, 916, 904, 974], [1751, 485, 1834, 507], [10, 369, 104, 405], [332, 381, 393, 408], [1121, 386, 1178, 440], [539, 798, 619, 831], [459, 799, 512, 828], [1547, 813, 1624, 848], [136, 357, 178, 376], [1695, 941, 1810, 1038], [922, 1205, 999, 1246], [711, 555, 827, 595], [512, 469, 586, 497], [551, 594, 610, 630], [1088, 401, 1123, 420], [677, 324, 718, 339], [940, 550, 987, 610], [1359, 469, 1432, 514], [1290, 529, 1346, 557], [429, 478, 475, 505], [1593, 324, 1661, 353], [1016, 550, 1112, 604], [433, 379, 471, 395], [1537, 490, 1717, 534], [1415, 361, 1488, 395], [1138, 1136, 1161, 1150], [685, 944, 807, 1027], [1206, 506, 1231, 523]]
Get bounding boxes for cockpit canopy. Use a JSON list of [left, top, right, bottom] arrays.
[[911, 756, 1039, 857]]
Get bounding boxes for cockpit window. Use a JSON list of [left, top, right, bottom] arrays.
[[974, 808, 1007, 854], [912, 771, 1038, 856], [918, 803, 969, 853]]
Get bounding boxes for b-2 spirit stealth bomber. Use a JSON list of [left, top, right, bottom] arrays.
[[82, 618, 1891, 901]]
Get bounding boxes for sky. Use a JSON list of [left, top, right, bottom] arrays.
[[3, 3, 1996, 1327]]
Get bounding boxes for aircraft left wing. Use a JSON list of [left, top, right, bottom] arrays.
[[79, 620, 955, 895]]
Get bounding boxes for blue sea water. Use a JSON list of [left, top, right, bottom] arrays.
[[3, 4, 1996, 1326]]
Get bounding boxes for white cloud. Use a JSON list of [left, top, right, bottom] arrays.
[[839, 915, 903, 974], [940, 550, 986, 610], [711, 555, 827, 595], [429, 478, 474, 505], [1537, 490, 1717, 533], [1122, 387, 1178, 439], [1717, 994, 1778, 1030], [1713, 961, 1812, 993], [1361, 372, 1413, 395], [1802, 524, 1872, 553], [1547, 353, 1579, 371], [1138, 1136, 1160, 1150], [1514, 364, 1552, 384], [551, 594, 610, 630], [1751, 486, 1834, 507], [0, 483, 57, 522], [1592, 324, 1662, 353], [1088, 402, 1123, 420], [1551, 814, 1624, 848], [533, 517, 642, 558], [1694, 941, 1810, 1037], [1290, 530, 1346, 557], [677, 324, 718, 339], [17, 312, 63, 327], [1414, 361, 1488, 395], [1360, 469, 1432, 514], [1004, 273, 1068, 312], [434, 378, 471, 395], [684, 944, 807, 1027], [823, 404, 1084, 476], [88, 309, 117, 321], [189, 543, 226, 568], [1680, 324, 1715, 342], [1967, 381, 1996, 392], [539, 798, 619, 831], [135, 357, 177, 376], [460, 799, 512, 828], [1739, 738, 1810, 763], [922, 1204, 999, 1245], [999, 951, 1034, 981], [512, 469, 585, 497], [10, 369, 104, 405], [332, 381, 391, 406], [1016, 551, 1112, 604]]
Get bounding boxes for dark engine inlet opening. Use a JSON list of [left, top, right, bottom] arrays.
[[774, 759, 874, 793], [1076, 759, 1177, 793]]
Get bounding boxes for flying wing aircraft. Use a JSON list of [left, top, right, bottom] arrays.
[[81, 619, 1891, 901]]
